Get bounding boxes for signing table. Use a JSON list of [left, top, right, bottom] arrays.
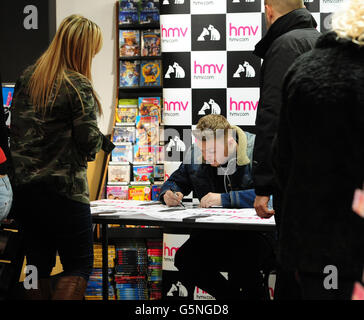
[[90, 199, 276, 300]]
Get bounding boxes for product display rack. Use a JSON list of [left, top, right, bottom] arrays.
[[91, 1, 164, 301]]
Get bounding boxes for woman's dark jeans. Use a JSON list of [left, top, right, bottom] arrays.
[[12, 183, 94, 281]]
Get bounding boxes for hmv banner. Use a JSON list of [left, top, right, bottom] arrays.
[[161, 0, 347, 136], [160, 0, 349, 300]]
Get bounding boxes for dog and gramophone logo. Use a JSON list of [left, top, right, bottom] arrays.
[[191, 14, 226, 51], [227, 51, 260, 88], [192, 88, 227, 124], [162, 52, 191, 88]]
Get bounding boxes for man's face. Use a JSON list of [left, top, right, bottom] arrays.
[[195, 137, 230, 167]]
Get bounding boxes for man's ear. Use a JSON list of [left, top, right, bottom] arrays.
[[265, 4, 274, 22]]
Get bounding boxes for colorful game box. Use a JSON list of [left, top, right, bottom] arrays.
[[111, 143, 133, 162], [154, 164, 164, 181], [133, 164, 154, 183], [135, 115, 159, 146], [106, 185, 129, 200], [128, 184, 151, 201], [108, 163, 130, 183], [112, 126, 136, 143], [151, 184, 161, 201], [138, 97, 161, 123], [134, 145, 157, 163], [116, 99, 138, 124]]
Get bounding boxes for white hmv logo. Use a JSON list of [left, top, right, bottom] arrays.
[[165, 62, 185, 79], [197, 25, 221, 41], [198, 99, 221, 115], [166, 136, 186, 152], [167, 281, 188, 297], [233, 61, 256, 78], [163, 0, 185, 4]]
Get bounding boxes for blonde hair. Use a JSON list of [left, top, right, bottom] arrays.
[[332, 0, 364, 46], [194, 115, 233, 141], [28, 14, 103, 114], [265, 0, 304, 15]]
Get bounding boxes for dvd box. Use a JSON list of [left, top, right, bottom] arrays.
[[135, 115, 159, 146], [140, 60, 161, 87], [120, 60, 140, 87], [108, 162, 131, 183], [134, 145, 157, 163], [113, 126, 136, 143], [154, 164, 164, 181], [112, 143, 133, 162], [129, 184, 151, 201], [138, 97, 161, 123], [116, 99, 138, 124], [133, 164, 154, 184], [141, 29, 161, 57], [120, 30, 140, 57], [151, 184, 161, 201], [139, 0, 159, 24], [107, 185, 129, 200], [119, 0, 139, 25]]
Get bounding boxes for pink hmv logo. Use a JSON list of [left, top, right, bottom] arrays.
[[194, 61, 224, 74], [229, 23, 259, 37], [230, 98, 258, 111], [164, 100, 189, 111], [161, 25, 188, 38]]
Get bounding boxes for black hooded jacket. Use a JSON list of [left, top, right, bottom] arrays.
[[252, 8, 320, 199]]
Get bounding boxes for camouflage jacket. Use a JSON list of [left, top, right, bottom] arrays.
[[10, 67, 114, 204]]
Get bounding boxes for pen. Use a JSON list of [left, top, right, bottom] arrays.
[[172, 189, 185, 208]]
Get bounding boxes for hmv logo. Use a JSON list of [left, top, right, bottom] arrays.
[[230, 98, 258, 111], [233, 61, 256, 78], [164, 100, 189, 111], [161, 25, 188, 38], [229, 23, 259, 37], [164, 243, 179, 257], [197, 25, 221, 41], [194, 61, 224, 74], [165, 62, 185, 79]]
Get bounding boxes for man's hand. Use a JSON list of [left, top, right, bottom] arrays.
[[254, 195, 275, 218], [163, 190, 184, 207], [200, 193, 222, 208]]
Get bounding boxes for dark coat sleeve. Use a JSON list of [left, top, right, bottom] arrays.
[[159, 163, 194, 204], [252, 39, 303, 196]]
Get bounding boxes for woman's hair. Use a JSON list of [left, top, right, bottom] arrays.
[[332, 0, 364, 46], [28, 14, 103, 114]]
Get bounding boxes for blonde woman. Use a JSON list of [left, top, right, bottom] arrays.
[[275, 0, 364, 299], [10, 15, 114, 300]]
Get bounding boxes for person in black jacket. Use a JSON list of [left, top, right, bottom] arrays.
[[275, 0, 364, 299], [252, 0, 320, 299], [160, 115, 275, 300], [0, 72, 13, 221]]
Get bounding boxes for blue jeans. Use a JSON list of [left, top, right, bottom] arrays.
[[0, 175, 13, 221], [13, 183, 94, 281]]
